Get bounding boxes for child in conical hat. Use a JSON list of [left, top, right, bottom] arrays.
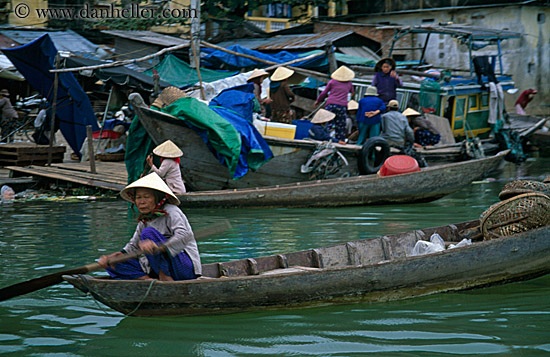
[[146, 140, 186, 194]]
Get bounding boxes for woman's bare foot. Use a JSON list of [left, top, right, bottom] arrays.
[[159, 270, 174, 281]]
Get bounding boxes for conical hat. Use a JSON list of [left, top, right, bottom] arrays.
[[331, 65, 355, 82], [375, 57, 396, 72], [120, 172, 180, 205], [270, 67, 294, 81], [247, 68, 269, 82], [347, 100, 358, 111], [152, 86, 187, 109], [153, 140, 183, 158], [403, 108, 421, 117], [311, 109, 336, 124]]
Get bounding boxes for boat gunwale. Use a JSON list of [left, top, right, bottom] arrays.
[[69, 223, 550, 286], [177, 150, 508, 197]]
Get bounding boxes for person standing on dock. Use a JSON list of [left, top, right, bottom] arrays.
[[146, 140, 187, 194], [98, 173, 201, 281], [314, 66, 355, 141], [0, 89, 18, 143], [372, 58, 402, 105], [269, 67, 296, 124], [356, 86, 386, 146]]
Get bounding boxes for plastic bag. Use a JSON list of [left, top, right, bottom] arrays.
[[448, 238, 472, 249], [1, 185, 15, 204], [409, 233, 445, 256]]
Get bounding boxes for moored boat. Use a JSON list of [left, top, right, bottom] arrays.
[[530, 130, 550, 156], [130, 95, 541, 192], [176, 150, 508, 208], [64, 220, 550, 317]]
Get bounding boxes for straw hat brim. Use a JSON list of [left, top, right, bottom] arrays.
[[270, 67, 295, 81], [311, 109, 336, 124], [331, 66, 355, 82], [348, 100, 359, 111], [375, 57, 396, 72], [120, 172, 180, 205], [248, 69, 269, 81], [153, 140, 183, 158], [403, 108, 421, 117]]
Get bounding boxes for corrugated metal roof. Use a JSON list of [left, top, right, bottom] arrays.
[[0, 29, 99, 55], [216, 31, 376, 51], [102, 30, 189, 47]]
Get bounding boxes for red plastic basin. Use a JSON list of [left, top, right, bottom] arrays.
[[379, 155, 420, 177]]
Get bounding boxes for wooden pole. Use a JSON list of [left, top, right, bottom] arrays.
[[96, 86, 113, 152], [325, 41, 337, 74], [48, 54, 60, 166], [191, 37, 206, 100], [263, 51, 325, 71], [86, 125, 96, 174]]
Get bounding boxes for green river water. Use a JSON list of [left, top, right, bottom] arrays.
[[0, 157, 549, 356]]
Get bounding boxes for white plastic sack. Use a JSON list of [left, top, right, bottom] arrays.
[[409, 233, 445, 257], [448, 238, 472, 249]]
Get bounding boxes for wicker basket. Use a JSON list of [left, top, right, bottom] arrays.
[[480, 192, 550, 240], [498, 179, 550, 200], [152, 87, 187, 109]]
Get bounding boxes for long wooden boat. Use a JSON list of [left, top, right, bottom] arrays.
[[64, 221, 550, 317], [130, 94, 543, 192], [176, 151, 508, 208], [530, 130, 550, 156]]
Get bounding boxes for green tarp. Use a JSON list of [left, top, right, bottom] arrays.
[[145, 54, 235, 88], [125, 97, 242, 184]]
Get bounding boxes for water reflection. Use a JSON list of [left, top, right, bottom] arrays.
[[0, 158, 549, 355]]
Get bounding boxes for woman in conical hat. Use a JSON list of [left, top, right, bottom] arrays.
[[146, 140, 186, 194], [372, 57, 402, 105], [307, 109, 345, 144], [315, 65, 355, 141], [98, 172, 201, 281], [269, 67, 296, 124], [247, 69, 272, 115]]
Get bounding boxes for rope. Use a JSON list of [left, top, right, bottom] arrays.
[[125, 279, 157, 317], [75, 274, 119, 316], [74, 275, 157, 317]]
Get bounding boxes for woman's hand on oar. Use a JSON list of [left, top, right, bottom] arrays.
[[0, 220, 232, 302]]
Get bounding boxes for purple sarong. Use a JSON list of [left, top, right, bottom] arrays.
[[106, 227, 197, 280]]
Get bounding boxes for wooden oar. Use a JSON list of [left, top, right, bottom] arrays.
[[0, 220, 231, 302]]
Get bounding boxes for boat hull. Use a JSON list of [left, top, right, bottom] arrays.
[[176, 151, 507, 208], [64, 223, 550, 317], [132, 101, 545, 191]]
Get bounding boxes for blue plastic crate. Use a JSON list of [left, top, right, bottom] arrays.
[[292, 119, 313, 140]]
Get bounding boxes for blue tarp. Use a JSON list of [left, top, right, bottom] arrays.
[[201, 44, 327, 70], [3, 34, 98, 157], [209, 84, 273, 178]]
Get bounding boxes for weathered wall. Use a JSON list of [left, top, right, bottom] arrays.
[[353, 5, 550, 114]]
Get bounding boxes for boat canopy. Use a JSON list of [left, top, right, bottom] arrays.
[[385, 24, 522, 76]]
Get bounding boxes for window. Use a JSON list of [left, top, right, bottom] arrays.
[[481, 93, 489, 107], [455, 97, 466, 119], [468, 95, 478, 111], [538, 13, 545, 24]]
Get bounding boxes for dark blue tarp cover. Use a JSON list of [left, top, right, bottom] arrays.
[[209, 83, 273, 178], [202, 44, 327, 70], [3, 34, 99, 156]]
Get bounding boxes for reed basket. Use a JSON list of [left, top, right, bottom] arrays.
[[480, 192, 550, 240]]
